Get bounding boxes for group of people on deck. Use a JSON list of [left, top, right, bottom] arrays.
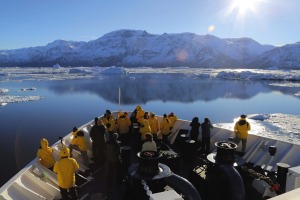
[[37, 139, 79, 199], [35, 106, 180, 200], [36, 105, 251, 200], [130, 105, 178, 146]]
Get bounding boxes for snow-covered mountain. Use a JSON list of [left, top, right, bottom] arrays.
[[0, 29, 299, 69], [248, 42, 300, 69]]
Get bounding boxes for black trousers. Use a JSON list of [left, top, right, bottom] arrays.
[[59, 187, 78, 200], [202, 137, 210, 154]]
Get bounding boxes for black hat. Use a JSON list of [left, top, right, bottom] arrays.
[[73, 127, 78, 132], [240, 114, 247, 118], [77, 131, 84, 136], [106, 110, 111, 115]]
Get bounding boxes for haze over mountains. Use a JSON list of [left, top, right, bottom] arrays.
[[0, 29, 299, 69]]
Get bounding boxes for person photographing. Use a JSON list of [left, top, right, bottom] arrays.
[[234, 114, 251, 154]]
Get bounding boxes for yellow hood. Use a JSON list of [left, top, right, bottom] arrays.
[[40, 138, 49, 149], [59, 147, 70, 158]]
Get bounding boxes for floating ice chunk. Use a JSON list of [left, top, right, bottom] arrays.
[[20, 87, 37, 91], [0, 102, 7, 107], [0, 88, 9, 93], [0, 95, 43, 103], [248, 114, 270, 121], [269, 83, 300, 87]]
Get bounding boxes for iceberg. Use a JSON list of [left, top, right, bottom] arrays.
[[100, 66, 126, 74], [53, 63, 61, 68], [0, 88, 9, 93]]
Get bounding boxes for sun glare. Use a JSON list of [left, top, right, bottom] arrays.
[[229, 0, 261, 18], [208, 25, 215, 33]]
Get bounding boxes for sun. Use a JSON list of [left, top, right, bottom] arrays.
[[229, 0, 260, 18]]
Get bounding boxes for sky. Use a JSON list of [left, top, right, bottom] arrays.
[[0, 0, 300, 50]]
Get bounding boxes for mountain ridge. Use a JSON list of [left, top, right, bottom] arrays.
[[0, 29, 299, 69]]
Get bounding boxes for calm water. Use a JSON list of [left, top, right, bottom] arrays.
[[1, 74, 300, 186]]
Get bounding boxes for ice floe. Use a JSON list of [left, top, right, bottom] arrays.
[[215, 70, 300, 81], [0, 87, 42, 106], [0, 95, 43, 104], [1, 67, 300, 82]]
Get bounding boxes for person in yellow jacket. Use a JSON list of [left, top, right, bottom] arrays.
[[54, 147, 79, 200], [149, 112, 159, 141], [139, 112, 151, 141], [37, 138, 55, 170], [160, 114, 172, 144], [136, 105, 145, 123], [168, 112, 178, 130], [117, 112, 131, 145], [69, 130, 89, 168], [234, 114, 251, 153], [102, 110, 117, 134]]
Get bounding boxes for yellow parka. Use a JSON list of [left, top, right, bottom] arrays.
[[139, 118, 151, 140], [168, 114, 178, 128], [71, 134, 87, 151], [234, 118, 251, 139], [117, 115, 131, 134], [53, 147, 79, 189], [136, 105, 145, 123], [149, 116, 159, 135], [160, 118, 171, 135], [37, 138, 55, 169]]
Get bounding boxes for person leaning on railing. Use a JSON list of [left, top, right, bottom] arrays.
[[37, 138, 56, 171]]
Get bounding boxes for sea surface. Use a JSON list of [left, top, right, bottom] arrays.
[[1, 73, 300, 186]]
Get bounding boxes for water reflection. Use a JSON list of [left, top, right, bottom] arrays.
[[48, 74, 300, 104]]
